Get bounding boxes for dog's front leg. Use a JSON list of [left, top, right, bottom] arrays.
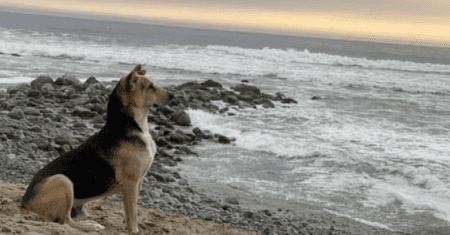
[[121, 183, 139, 234]]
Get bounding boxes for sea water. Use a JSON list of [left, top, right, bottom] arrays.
[[1, 10, 450, 232]]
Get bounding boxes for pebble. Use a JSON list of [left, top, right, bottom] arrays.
[[71, 106, 95, 118], [23, 107, 41, 116], [8, 108, 24, 120]]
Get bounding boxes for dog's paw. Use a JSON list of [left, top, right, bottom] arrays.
[[84, 220, 105, 231]]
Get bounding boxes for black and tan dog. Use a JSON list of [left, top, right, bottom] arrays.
[[20, 65, 172, 233]]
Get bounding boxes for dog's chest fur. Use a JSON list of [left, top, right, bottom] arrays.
[[140, 130, 156, 172]]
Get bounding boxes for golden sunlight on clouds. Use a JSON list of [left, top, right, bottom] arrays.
[[2, 0, 450, 46]]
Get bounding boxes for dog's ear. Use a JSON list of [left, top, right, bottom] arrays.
[[132, 64, 146, 75], [133, 64, 142, 72]]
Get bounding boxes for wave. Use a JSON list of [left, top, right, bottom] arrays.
[[35, 52, 85, 61], [2, 26, 450, 78]]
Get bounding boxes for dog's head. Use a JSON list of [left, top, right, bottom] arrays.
[[117, 64, 171, 109]]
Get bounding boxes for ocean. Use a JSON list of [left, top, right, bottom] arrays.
[[1, 10, 450, 232]]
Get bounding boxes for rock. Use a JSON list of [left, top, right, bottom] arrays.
[[54, 135, 73, 146], [311, 96, 322, 100], [54, 74, 80, 86], [241, 79, 249, 83], [8, 108, 24, 120], [73, 122, 87, 129], [281, 97, 298, 104], [262, 93, 277, 101], [89, 95, 105, 104], [219, 107, 229, 114], [175, 81, 204, 90], [223, 95, 239, 105], [217, 134, 231, 144], [168, 131, 188, 144], [71, 106, 95, 118], [85, 76, 99, 85], [233, 84, 261, 97], [238, 101, 254, 109], [200, 79, 223, 88], [90, 115, 106, 124], [225, 197, 239, 205], [275, 92, 286, 100], [192, 127, 205, 138], [156, 137, 170, 147], [10, 53, 20, 57], [23, 107, 41, 116], [172, 111, 191, 126], [243, 211, 255, 220], [31, 75, 53, 90], [237, 94, 253, 102], [33, 137, 50, 150], [93, 123, 103, 129], [7, 83, 30, 94], [91, 103, 105, 115], [70, 94, 90, 106], [262, 102, 275, 108], [255, 98, 275, 108], [27, 89, 41, 98], [7, 154, 16, 161], [159, 106, 175, 116], [41, 83, 55, 95], [159, 158, 178, 167], [0, 90, 8, 99], [178, 145, 197, 156], [203, 103, 220, 113], [148, 172, 167, 183]]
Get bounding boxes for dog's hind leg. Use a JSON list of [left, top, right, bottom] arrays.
[[23, 174, 104, 232]]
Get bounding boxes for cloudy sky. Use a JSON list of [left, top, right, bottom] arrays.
[[2, 0, 450, 46]]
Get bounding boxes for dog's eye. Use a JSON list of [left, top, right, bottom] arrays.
[[148, 84, 154, 90]]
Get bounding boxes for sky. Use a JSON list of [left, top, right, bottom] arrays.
[[1, 0, 450, 47]]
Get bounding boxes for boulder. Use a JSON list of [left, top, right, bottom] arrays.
[[233, 84, 261, 97], [217, 134, 231, 144], [168, 131, 187, 144], [200, 79, 222, 88], [172, 111, 191, 126], [85, 76, 99, 85], [175, 81, 203, 90], [54, 74, 80, 86], [192, 127, 205, 138], [281, 97, 298, 104], [222, 95, 239, 105], [31, 75, 53, 90]]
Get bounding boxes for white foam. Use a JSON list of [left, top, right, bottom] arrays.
[[1, 27, 450, 89], [324, 209, 394, 231], [186, 108, 318, 157]]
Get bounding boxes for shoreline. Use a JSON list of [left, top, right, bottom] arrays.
[[0, 74, 412, 234]]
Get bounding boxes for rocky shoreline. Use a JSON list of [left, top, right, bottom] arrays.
[[0, 73, 411, 235]]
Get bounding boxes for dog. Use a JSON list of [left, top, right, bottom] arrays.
[[20, 64, 172, 233]]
